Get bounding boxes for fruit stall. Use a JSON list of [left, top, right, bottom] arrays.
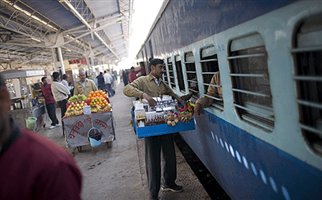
[[63, 90, 115, 150], [132, 95, 195, 138]]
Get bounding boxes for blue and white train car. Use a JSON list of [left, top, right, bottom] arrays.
[[135, 0, 322, 199]]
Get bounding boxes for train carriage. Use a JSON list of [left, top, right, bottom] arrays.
[[135, 0, 322, 199]]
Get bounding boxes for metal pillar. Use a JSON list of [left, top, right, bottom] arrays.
[[57, 47, 65, 74]]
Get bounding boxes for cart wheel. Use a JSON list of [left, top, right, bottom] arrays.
[[106, 141, 113, 148], [77, 146, 83, 152]]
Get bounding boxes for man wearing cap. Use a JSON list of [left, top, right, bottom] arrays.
[[74, 69, 98, 96], [123, 58, 184, 200]]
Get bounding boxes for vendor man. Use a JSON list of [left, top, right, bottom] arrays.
[[74, 69, 98, 96], [123, 58, 185, 200]]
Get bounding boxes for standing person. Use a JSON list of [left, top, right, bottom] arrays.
[[96, 72, 105, 90], [61, 74, 69, 89], [0, 74, 82, 200], [41, 76, 59, 129], [136, 65, 146, 78], [74, 69, 98, 96], [128, 66, 137, 83], [51, 72, 70, 120], [103, 70, 114, 97], [123, 58, 185, 200], [122, 69, 129, 86], [194, 72, 222, 115]]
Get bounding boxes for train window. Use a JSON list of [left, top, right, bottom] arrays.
[[162, 59, 168, 84], [175, 55, 185, 92], [167, 57, 176, 89], [184, 52, 199, 98], [293, 14, 322, 155], [228, 33, 274, 131], [200, 45, 223, 111]]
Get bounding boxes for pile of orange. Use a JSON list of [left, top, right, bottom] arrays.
[[87, 90, 111, 112], [88, 90, 109, 101]]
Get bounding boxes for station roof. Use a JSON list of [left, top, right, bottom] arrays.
[[0, 0, 132, 70]]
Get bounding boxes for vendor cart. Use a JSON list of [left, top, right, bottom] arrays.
[[1, 69, 46, 131], [63, 111, 115, 150]]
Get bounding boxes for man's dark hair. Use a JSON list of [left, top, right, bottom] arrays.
[[62, 74, 68, 80], [52, 72, 60, 81], [41, 76, 47, 82], [0, 74, 5, 87], [148, 58, 164, 70]]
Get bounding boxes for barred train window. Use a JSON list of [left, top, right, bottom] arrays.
[[200, 45, 223, 111], [162, 58, 168, 84], [293, 14, 322, 155], [167, 57, 175, 88], [184, 52, 199, 98], [228, 33, 274, 131], [175, 55, 185, 92]]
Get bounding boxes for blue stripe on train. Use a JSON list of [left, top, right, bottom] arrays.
[[180, 111, 322, 200]]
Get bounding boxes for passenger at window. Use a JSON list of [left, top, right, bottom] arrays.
[[194, 72, 222, 115], [123, 58, 185, 200]]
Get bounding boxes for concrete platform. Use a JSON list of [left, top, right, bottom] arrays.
[[37, 80, 210, 200]]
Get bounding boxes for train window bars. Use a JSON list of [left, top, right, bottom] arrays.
[[175, 55, 185, 92], [228, 33, 274, 132], [292, 14, 322, 155], [167, 57, 176, 89], [184, 51, 199, 98], [162, 58, 168, 84], [200, 45, 223, 111]]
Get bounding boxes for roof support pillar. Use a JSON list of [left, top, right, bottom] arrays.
[[57, 47, 66, 74]]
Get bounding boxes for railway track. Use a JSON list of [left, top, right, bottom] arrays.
[[175, 135, 231, 200]]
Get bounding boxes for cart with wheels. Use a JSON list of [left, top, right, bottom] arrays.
[[63, 111, 115, 151]]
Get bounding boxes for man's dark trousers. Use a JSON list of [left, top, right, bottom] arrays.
[[145, 134, 177, 199], [46, 103, 58, 126]]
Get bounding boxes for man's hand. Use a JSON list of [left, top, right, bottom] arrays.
[[177, 98, 185, 107], [142, 93, 157, 107], [194, 102, 202, 115]]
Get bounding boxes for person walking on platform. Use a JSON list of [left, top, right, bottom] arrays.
[[122, 69, 129, 86], [74, 69, 98, 96], [123, 58, 185, 200], [41, 76, 59, 129], [96, 72, 105, 90], [51, 72, 70, 120], [128, 66, 137, 83], [103, 69, 114, 97], [0, 74, 82, 200]]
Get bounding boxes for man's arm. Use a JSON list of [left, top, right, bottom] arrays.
[[35, 161, 82, 200], [57, 82, 71, 96], [90, 80, 98, 91], [123, 78, 144, 98], [194, 73, 219, 114], [123, 77, 157, 106]]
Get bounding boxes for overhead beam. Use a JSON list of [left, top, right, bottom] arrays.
[[60, 0, 120, 60]]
